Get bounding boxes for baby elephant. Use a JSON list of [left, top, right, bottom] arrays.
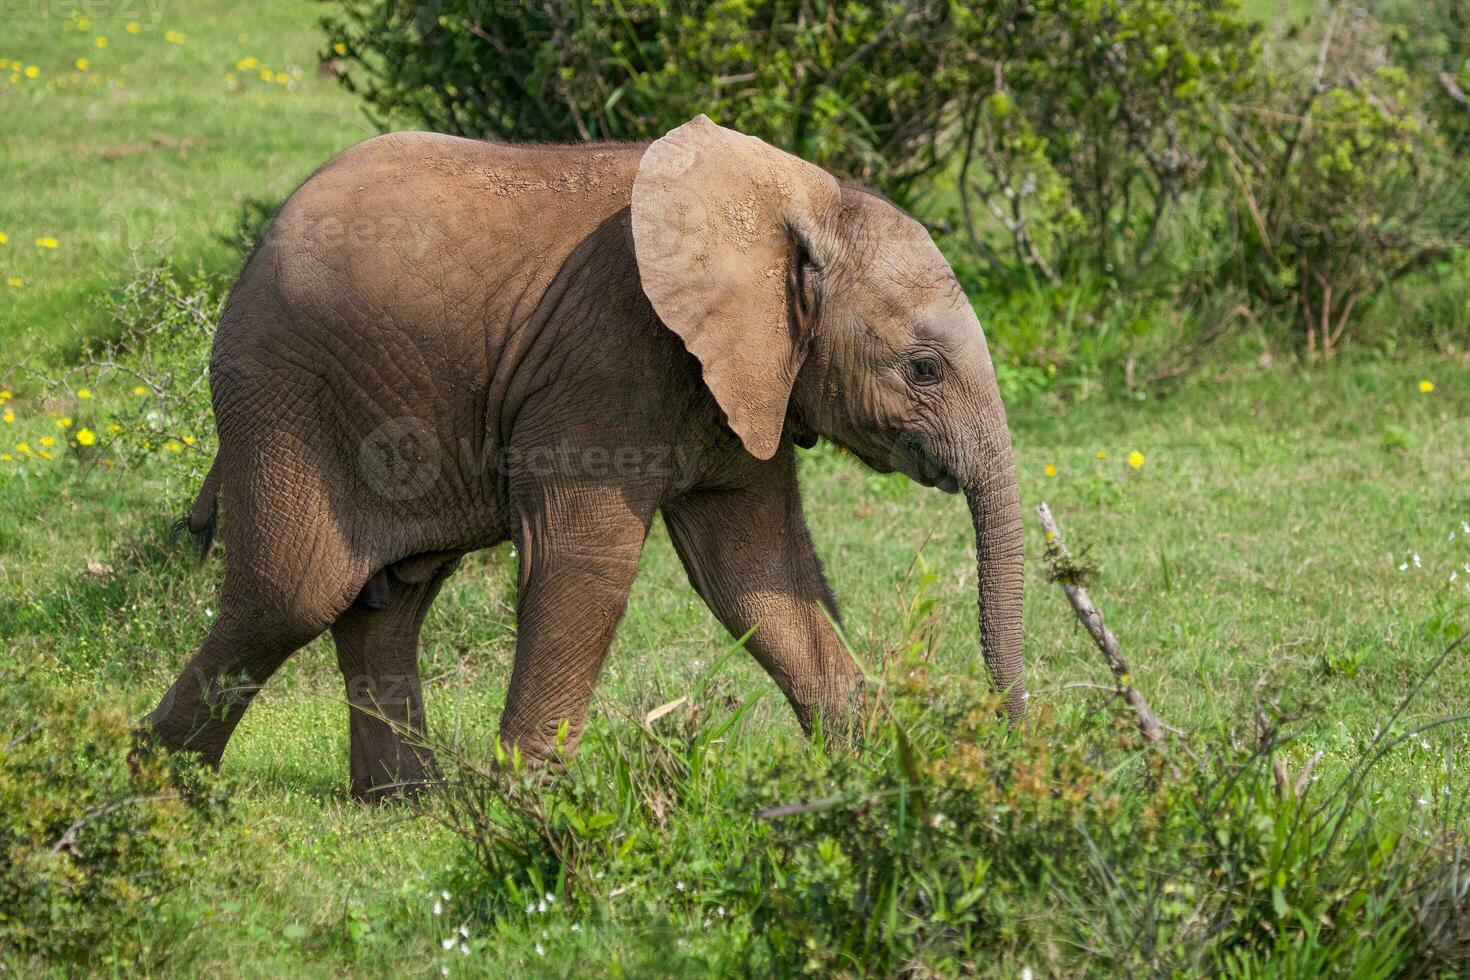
[[145, 115, 1025, 801]]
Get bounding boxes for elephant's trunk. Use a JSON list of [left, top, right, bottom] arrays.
[[964, 399, 1026, 726]]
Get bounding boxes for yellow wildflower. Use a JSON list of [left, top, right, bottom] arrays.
[[333, 42, 348, 56], [5, 279, 21, 288], [95, 36, 108, 48], [75, 57, 89, 71], [16, 442, 30, 454], [34, 236, 59, 249], [164, 30, 187, 44], [39, 450, 52, 460], [106, 423, 122, 434], [1044, 463, 1057, 477], [132, 385, 148, 395], [39, 436, 55, 447], [1419, 380, 1434, 393], [24, 65, 38, 79], [164, 440, 183, 453], [77, 388, 92, 399], [0, 389, 10, 399], [0, 453, 11, 462], [57, 417, 72, 428], [1095, 450, 1107, 460], [1128, 451, 1145, 470], [75, 428, 96, 446], [182, 435, 196, 445], [237, 56, 259, 70], [260, 68, 274, 82], [126, 21, 141, 33], [2, 411, 12, 424], [0, 232, 8, 244]]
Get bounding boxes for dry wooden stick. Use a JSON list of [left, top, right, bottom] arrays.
[[1036, 502, 1165, 744]]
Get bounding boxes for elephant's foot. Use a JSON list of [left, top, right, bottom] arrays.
[[348, 711, 439, 803]]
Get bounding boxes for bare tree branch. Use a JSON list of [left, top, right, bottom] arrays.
[[1037, 502, 1166, 744]]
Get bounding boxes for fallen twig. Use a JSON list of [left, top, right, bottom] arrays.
[[1037, 502, 1166, 744]]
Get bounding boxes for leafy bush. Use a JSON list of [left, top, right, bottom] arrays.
[[0, 674, 230, 968], [947, 0, 1259, 290], [320, 0, 1469, 380], [1216, 10, 1466, 357], [421, 644, 1468, 975], [320, 0, 963, 200], [1380, 0, 1470, 156]]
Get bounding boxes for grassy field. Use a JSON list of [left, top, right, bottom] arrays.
[[4, 0, 1469, 975], [0, 0, 370, 363]]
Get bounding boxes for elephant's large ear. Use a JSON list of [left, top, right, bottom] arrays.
[[631, 115, 841, 460]]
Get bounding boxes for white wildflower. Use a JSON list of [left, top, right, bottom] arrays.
[[534, 943, 545, 957], [459, 924, 470, 938], [1413, 552, 1422, 568], [1022, 968, 1035, 980], [675, 881, 686, 892], [527, 903, 536, 914], [459, 943, 469, 956], [442, 938, 455, 950], [544, 892, 556, 905], [571, 923, 581, 932], [537, 900, 548, 913], [442, 891, 451, 901]]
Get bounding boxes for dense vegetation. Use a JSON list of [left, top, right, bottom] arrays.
[[324, 0, 1470, 386], [2, 0, 1468, 974]]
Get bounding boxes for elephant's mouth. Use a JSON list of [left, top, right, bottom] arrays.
[[897, 432, 961, 495]]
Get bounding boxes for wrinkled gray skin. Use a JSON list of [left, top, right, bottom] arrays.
[[145, 116, 1024, 801]]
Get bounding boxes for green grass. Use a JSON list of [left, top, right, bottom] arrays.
[[0, 0, 370, 363], [3, 0, 1469, 974]]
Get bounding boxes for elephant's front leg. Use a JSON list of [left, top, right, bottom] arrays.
[[500, 476, 656, 761], [662, 447, 863, 737]]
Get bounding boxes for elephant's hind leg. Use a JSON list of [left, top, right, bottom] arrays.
[[331, 560, 458, 802], [146, 597, 337, 766], [147, 446, 362, 766]]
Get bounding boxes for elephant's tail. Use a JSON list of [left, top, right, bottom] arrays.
[[170, 458, 221, 563]]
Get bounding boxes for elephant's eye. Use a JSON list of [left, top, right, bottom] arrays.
[[911, 356, 942, 386]]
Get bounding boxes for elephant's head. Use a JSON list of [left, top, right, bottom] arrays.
[[631, 116, 1025, 725]]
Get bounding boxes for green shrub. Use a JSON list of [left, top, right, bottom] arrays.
[[946, 0, 1259, 290], [1380, 0, 1470, 157], [320, 0, 963, 200], [1217, 12, 1464, 358], [0, 675, 231, 968], [422, 651, 1468, 975]]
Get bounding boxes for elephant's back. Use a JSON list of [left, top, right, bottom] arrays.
[[208, 133, 646, 522], [232, 132, 644, 344]]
